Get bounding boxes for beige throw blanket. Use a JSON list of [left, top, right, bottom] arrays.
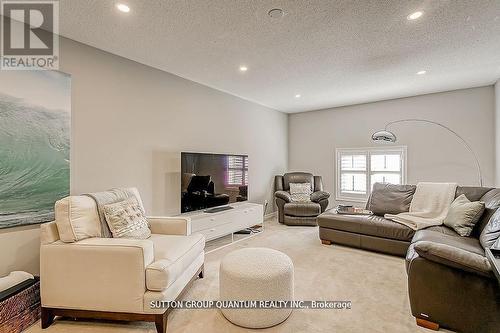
[[385, 182, 457, 230], [84, 188, 139, 238]]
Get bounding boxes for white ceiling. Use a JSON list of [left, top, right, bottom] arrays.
[[59, 0, 500, 113]]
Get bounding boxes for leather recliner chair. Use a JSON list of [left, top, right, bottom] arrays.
[[274, 172, 330, 226]]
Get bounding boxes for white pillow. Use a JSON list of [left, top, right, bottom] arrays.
[[289, 183, 312, 202], [55, 196, 102, 242], [103, 197, 151, 239]]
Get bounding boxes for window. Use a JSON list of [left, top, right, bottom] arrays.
[[226, 155, 248, 186], [336, 147, 406, 201]]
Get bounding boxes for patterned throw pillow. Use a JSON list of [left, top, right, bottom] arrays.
[[289, 183, 312, 202], [103, 197, 151, 239]]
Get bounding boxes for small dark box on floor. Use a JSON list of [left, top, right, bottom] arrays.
[[0, 277, 40, 333]]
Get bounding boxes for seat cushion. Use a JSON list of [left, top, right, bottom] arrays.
[[411, 229, 484, 256], [146, 233, 205, 291], [318, 209, 415, 241], [284, 202, 321, 217], [424, 225, 460, 236]]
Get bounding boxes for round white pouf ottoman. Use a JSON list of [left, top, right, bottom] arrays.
[[219, 247, 294, 328]]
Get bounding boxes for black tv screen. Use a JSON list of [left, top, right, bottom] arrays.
[[181, 152, 248, 213]]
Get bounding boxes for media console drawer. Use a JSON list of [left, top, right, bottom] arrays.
[[195, 222, 234, 241], [191, 214, 234, 232], [187, 204, 263, 241]]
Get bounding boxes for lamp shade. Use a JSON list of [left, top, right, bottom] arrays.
[[371, 130, 397, 142]]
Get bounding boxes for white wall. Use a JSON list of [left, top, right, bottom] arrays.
[[289, 87, 496, 207], [496, 80, 500, 186], [0, 37, 288, 277]]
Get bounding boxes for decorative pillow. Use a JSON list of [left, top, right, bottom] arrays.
[[55, 196, 101, 243], [103, 197, 151, 239], [289, 183, 312, 202], [444, 194, 485, 237], [367, 183, 416, 216]]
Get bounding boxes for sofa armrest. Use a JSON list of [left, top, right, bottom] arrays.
[[40, 238, 154, 313], [148, 216, 191, 235], [40, 221, 60, 245], [311, 191, 330, 203], [414, 241, 492, 278], [275, 191, 292, 203]]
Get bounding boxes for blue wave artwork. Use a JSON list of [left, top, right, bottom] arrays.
[[0, 71, 71, 229]]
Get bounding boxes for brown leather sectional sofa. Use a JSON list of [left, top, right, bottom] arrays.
[[318, 184, 500, 333]]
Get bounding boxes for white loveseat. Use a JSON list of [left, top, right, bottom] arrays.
[[39, 188, 205, 333]]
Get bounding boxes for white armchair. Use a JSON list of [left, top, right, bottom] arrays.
[[40, 190, 205, 333]]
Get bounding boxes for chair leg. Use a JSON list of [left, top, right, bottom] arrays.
[[155, 311, 168, 333], [198, 265, 204, 278], [416, 318, 439, 331], [321, 239, 332, 245], [41, 307, 54, 329]]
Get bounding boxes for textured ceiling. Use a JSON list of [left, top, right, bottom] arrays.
[[58, 0, 500, 113]]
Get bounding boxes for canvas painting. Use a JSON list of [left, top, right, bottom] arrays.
[[0, 71, 71, 229]]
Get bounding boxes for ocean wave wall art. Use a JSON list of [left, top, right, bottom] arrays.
[[0, 71, 70, 229]]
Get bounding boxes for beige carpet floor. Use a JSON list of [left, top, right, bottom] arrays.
[[26, 217, 443, 333]]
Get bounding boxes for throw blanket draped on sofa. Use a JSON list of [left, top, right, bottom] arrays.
[[84, 188, 140, 238], [385, 182, 457, 230]]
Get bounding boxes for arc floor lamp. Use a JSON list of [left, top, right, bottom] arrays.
[[371, 119, 483, 186]]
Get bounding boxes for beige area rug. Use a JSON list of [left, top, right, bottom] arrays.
[[26, 217, 441, 333]]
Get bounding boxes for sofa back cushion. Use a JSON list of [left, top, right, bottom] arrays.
[[480, 208, 500, 249], [368, 183, 416, 216], [283, 172, 314, 191], [473, 188, 500, 237], [455, 186, 492, 202], [55, 195, 101, 242]]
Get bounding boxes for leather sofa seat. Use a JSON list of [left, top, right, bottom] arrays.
[[410, 228, 484, 256], [284, 202, 321, 217], [146, 233, 205, 291], [318, 210, 415, 242]]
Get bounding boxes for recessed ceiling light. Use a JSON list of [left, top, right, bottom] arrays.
[[407, 11, 423, 20], [295, 94, 301, 98], [116, 3, 130, 13], [416, 70, 427, 75], [239, 66, 248, 72]]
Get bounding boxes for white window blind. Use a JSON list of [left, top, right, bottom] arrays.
[[336, 147, 406, 201], [226, 155, 248, 186]]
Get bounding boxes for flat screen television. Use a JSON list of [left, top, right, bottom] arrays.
[[181, 152, 248, 213]]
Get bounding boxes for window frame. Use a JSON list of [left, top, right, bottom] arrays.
[[335, 146, 407, 202], [226, 155, 248, 187]]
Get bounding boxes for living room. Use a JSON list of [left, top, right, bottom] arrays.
[[0, 1, 499, 333]]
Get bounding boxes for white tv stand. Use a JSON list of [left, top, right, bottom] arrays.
[[180, 202, 263, 242]]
